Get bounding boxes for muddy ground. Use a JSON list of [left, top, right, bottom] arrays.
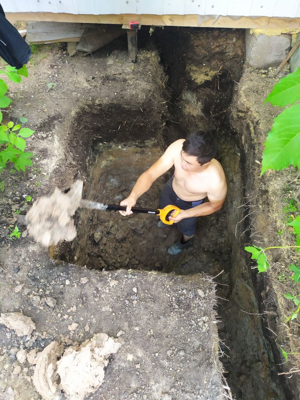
[[0, 27, 299, 399]]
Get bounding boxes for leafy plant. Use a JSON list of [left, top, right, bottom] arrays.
[[261, 67, 300, 175], [283, 293, 300, 321], [25, 195, 32, 202], [9, 225, 21, 239], [0, 65, 34, 172]]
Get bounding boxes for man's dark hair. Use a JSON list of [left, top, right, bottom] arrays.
[[182, 131, 217, 165]]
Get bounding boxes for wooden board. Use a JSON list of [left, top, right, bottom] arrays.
[[26, 22, 86, 43], [7, 13, 300, 31]]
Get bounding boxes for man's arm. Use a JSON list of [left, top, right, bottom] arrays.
[[169, 178, 227, 222], [120, 140, 182, 215]]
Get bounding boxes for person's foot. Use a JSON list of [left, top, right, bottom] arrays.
[[167, 238, 194, 255]]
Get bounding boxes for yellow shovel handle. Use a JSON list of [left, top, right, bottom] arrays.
[[158, 205, 181, 225]]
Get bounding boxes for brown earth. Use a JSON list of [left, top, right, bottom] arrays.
[[0, 27, 299, 399]]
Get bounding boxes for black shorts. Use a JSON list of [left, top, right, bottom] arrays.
[[159, 177, 204, 236]]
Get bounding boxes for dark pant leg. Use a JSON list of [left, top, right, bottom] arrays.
[[159, 178, 201, 237]]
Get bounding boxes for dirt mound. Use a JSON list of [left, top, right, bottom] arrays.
[[26, 181, 83, 247]]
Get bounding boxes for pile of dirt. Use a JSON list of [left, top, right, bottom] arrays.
[[26, 181, 83, 247]]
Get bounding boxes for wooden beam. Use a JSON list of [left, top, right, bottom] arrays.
[[6, 12, 300, 31]]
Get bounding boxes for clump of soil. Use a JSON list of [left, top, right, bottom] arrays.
[[26, 180, 83, 247], [33, 333, 122, 400]]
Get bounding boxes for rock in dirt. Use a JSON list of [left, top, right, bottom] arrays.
[[32, 341, 64, 400], [26, 180, 83, 247], [32, 333, 121, 400], [0, 312, 36, 337], [57, 333, 122, 400]]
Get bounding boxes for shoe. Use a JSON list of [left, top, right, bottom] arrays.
[[167, 238, 194, 255], [157, 220, 168, 228]]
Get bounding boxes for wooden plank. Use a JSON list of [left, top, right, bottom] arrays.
[[26, 22, 86, 43], [6, 12, 300, 30], [76, 25, 125, 52]]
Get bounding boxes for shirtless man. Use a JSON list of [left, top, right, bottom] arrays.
[[120, 132, 227, 255]]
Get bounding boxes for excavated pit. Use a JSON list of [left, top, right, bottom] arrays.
[[55, 28, 289, 399]]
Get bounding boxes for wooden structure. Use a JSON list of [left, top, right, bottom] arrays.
[[2, 0, 300, 30]]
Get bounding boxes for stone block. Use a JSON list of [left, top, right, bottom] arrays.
[[246, 30, 290, 68], [290, 33, 300, 72]]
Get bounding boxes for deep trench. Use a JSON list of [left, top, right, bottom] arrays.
[[56, 28, 291, 399]]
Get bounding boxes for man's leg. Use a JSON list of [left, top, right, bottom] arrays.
[[167, 217, 197, 255]]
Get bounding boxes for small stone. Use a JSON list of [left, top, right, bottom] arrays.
[[66, 280, 70, 285], [68, 323, 78, 332], [27, 349, 38, 365], [21, 230, 28, 238], [14, 284, 24, 293], [197, 289, 204, 297], [16, 349, 27, 364], [31, 296, 41, 307], [12, 365, 21, 375], [80, 277, 88, 284], [84, 324, 89, 332], [45, 297, 56, 308], [117, 330, 125, 337]]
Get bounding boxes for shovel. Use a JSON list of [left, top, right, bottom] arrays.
[[80, 199, 181, 225]]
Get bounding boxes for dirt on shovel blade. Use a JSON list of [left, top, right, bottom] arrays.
[[26, 180, 83, 247]]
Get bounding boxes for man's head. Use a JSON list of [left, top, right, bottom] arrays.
[[182, 131, 217, 166]]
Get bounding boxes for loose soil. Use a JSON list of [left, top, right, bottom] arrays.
[[0, 26, 299, 399]]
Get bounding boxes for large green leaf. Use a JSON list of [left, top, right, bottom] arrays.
[[14, 137, 26, 151], [18, 127, 34, 138], [18, 65, 28, 77], [261, 103, 300, 174], [0, 80, 7, 96], [265, 67, 300, 107], [7, 72, 21, 83], [14, 152, 32, 171], [0, 96, 12, 108]]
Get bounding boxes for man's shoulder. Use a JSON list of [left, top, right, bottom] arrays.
[[207, 160, 226, 186]]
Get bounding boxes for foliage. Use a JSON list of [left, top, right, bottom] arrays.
[[9, 226, 21, 239], [25, 195, 32, 202], [261, 67, 300, 175], [0, 65, 34, 172], [244, 246, 270, 272]]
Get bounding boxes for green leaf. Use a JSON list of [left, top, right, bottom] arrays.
[[7, 72, 21, 83], [289, 264, 300, 283], [0, 96, 12, 108], [7, 121, 13, 129], [12, 124, 21, 132], [0, 80, 7, 96], [19, 117, 27, 123], [261, 103, 300, 174], [287, 216, 300, 236], [18, 127, 34, 138], [6, 66, 17, 72], [245, 246, 269, 272], [245, 246, 262, 260], [281, 347, 288, 361], [284, 293, 295, 300], [0, 111, 2, 123], [18, 65, 28, 77], [8, 132, 16, 145], [0, 148, 20, 164], [0, 130, 9, 142], [14, 152, 33, 171], [265, 67, 300, 107], [14, 136, 26, 151], [257, 251, 270, 273]]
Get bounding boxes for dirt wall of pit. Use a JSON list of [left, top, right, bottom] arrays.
[[230, 67, 300, 398]]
